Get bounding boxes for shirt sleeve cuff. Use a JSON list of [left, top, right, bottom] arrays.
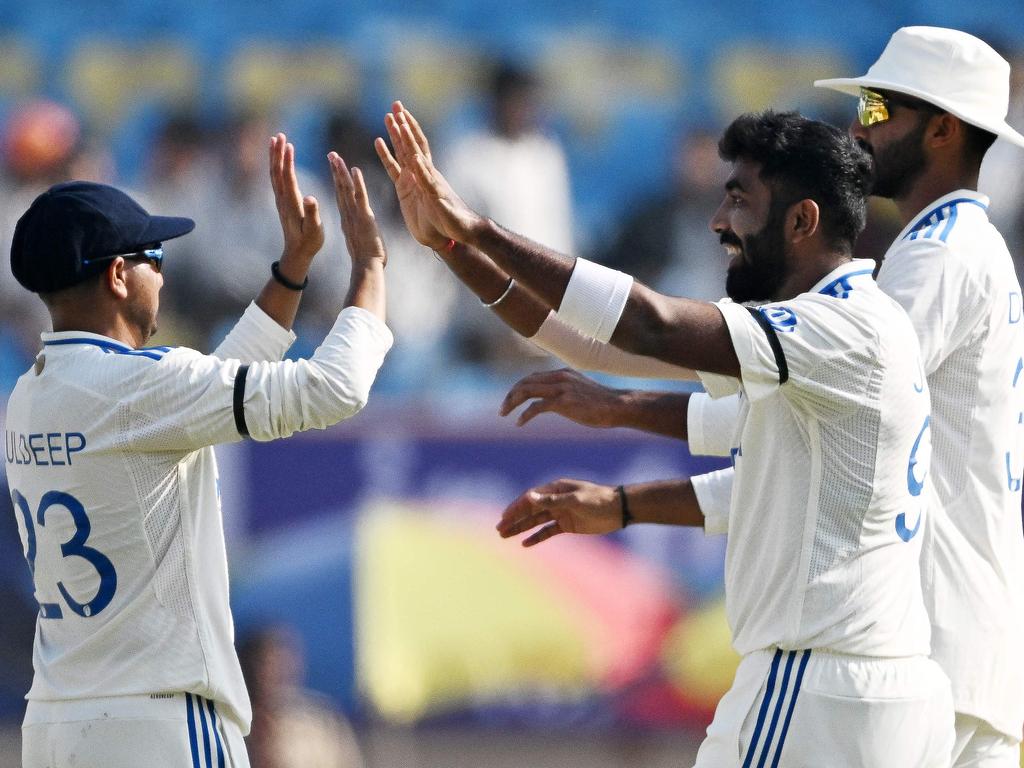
[[212, 301, 298, 363], [716, 301, 782, 402], [692, 468, 733, 536]]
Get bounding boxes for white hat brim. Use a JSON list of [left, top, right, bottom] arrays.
[[814, 76, 1024, 149]]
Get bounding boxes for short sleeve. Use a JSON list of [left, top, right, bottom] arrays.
[[716, 297, 879, 416], [692, 467, 734, 536], [687, 392, 741, 457], [876, 239, 983, 375]]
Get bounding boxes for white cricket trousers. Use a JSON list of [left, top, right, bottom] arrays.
[[693, 647, 955, 768], [952, 713, 1021, 767], [22, 692, 250, 768]]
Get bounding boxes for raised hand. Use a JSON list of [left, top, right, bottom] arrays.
[[269, 133, 324, 264], [329, 152, 386, 265], [501, 368, 630, 428], [497, 478, 624, 547], [376, 102, 484, 247]]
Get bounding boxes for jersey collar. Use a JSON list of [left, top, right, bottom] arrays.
[[893, 189, 990, 243], [808, 258, 877, 298], [41, 330, 135, 353]]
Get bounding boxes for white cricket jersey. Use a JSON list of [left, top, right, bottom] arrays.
[[698, 259, 933, 658], [876, 190, 1024, 739], [4, 302, 392, 732]]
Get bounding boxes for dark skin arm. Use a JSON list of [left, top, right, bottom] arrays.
[[501, 368, 691, 439], [381, 106, 739, 377], [497, 477, 704, 547], [373, 103, 550, 337]]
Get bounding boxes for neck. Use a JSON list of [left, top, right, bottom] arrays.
[[773, 251, 852, 301], [893, 159, 979, 226], [51, 311, 147, 349]]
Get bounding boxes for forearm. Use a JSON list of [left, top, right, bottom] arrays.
[[242, 306, 393, 440], [441, 242, 548, 337], [343, 261, 386, 322], [624, 479, 704, 527], [254, 252, 315, 332], [615, 391, 691, 439], [466, 218, 574, 311], [465, 221, 738, 376]]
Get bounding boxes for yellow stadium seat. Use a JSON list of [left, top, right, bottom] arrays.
[[711, 44, 852, 119], [225, 42, 359, 113], [0, 38, 41, 97], [66, 40, 198, 130]]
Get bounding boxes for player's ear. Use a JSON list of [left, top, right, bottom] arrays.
[[788, 199, 820, 245], [105, 257, 130, 300]]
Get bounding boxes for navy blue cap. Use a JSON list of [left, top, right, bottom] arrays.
[[11, 180, 195, 293]]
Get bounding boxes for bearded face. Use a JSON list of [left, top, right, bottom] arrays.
[[723, 199, 790, 303], [852, 105, 932, 200]]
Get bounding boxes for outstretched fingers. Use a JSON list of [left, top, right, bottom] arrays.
[[374, 137, 401, 183], [392, 101, 431, 159]]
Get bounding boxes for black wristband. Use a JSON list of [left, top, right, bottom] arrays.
[[271, 260, 309, 291], [617, 485, 633, 529]]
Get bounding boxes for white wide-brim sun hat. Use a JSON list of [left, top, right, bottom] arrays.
[[815, 26, 1024, 148]]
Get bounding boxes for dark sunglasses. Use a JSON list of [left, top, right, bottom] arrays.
[[83, 244, 164, 273], [857, 87, 940, 127]]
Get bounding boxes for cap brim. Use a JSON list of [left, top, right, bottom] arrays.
[[814, 77, 1024, 149], [139, 215, 195, 246]]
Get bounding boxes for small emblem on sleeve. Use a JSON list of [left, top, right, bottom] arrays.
[[762, 306, 797, 333]]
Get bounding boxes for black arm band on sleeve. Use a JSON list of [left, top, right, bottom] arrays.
[[744, 306, 789, 385], [233, 364, 251, 438]]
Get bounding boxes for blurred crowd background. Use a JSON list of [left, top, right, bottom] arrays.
[[1, 1, 1023, 766]]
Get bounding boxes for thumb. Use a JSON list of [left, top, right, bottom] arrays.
[[303, 195, 322, 228]]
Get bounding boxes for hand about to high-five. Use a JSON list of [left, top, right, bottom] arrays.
[[269, 133, 324, 266], [497, 478, 624, 547], [501, 368, 631, 428], [375, 101, 485, 249], [329, 151, 387, 266]]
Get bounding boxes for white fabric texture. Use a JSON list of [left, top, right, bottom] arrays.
[[877, 189, 1024, 740], [4, 305, 392, 732], [694, 649, 953, 768], [556, 257, 634, 343], [691, 468, 734, 537], [699, 260, 932, 658], [687, 393, 742, 457], [22, 693, 249, 768], [529, 310, 697, 379], [951, 713, 1022, 768]]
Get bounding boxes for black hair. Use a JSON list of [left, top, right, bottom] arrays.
[[718, 110, 874, 254]]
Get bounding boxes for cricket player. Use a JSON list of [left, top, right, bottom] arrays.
[[5, 135, 392, 767], [473, 27, 1024, 767], [817, 26, 1024, 766], [379, 104, 954, 766]]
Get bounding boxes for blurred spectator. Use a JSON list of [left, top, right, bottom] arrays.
[[150, 110, 344, 348], [0, 100, 108, 392], [445, 61, 575, 254], [443, 61, 575, 375], [239, 625, 364, 768], [595, 126, 728, 299]]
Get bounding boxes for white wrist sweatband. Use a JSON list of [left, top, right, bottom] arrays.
[[556, 258, 634, 343]]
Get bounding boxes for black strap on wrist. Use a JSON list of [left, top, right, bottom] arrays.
[[617, 485, 633, 529], [271, 260, 308, 291]]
